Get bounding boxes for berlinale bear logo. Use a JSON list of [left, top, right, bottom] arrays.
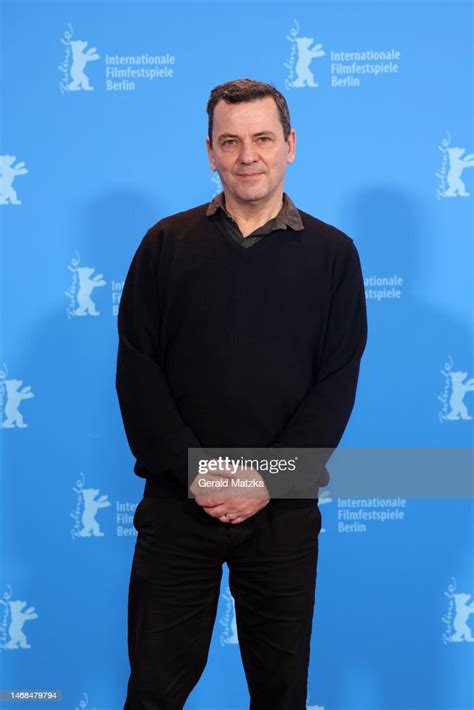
[[77, 487, 111, 537], [0, 155, 28, 205], [59, 24, 100, 93], [66, 252, 107, 318], [0, 586, 39, 651], [70, 473, 111, 539], [443, 578, 474, 644], [285, 20, 325, 90], [0, 366, 34, 430], [436, 131, 474, 199], [439, 356, 474, 422]]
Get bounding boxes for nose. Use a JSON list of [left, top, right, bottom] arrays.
[[238, 139, 259, 165]]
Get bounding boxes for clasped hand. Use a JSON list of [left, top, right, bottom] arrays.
[[190, 463, 270, 524]]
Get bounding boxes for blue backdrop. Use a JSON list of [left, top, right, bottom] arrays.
[[1, 1, 473, 708]]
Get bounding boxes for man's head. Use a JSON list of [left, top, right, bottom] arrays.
[[206, 79, 296, 205]]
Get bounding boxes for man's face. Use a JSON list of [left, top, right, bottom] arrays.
[[206, 96, 296, 204]]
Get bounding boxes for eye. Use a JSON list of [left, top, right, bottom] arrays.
[[222, 139, 237, 147], [257, 136, 271, 143]]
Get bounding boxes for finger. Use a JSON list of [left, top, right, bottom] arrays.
[[194, 496, 222, 507], [204, 506, 228, 517], [201, 501, 230, 515]]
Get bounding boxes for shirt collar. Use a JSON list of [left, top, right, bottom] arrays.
[[205, 190, 304, 231]]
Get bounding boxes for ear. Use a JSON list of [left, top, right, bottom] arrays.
[[206, 137, 216, 171], [286, 129, 296, 165]]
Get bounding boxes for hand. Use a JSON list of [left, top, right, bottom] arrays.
[[191, 464, 270, 524]]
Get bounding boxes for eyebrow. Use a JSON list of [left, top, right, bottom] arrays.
[[217, 131, 276, 141]]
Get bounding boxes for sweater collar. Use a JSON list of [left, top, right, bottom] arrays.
[[205, 191, 304, 232]]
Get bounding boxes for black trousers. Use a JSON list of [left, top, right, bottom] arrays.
[[124, 496, 321, 710]]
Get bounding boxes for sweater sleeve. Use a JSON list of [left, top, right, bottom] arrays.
[[261, 239, 367, 499], [115, 228, 203, 491]]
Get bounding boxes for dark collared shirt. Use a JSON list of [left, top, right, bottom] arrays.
[[205, 190, 304, 248]]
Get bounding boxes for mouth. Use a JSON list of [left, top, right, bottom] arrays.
[[237, 172, 264, 179]]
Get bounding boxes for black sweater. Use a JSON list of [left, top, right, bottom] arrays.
[[115, 201, 367, 498]]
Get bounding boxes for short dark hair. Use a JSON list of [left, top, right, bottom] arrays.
[[206, 78, 291, 148]]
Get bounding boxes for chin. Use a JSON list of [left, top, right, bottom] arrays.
[[235, 184, 269, 201]]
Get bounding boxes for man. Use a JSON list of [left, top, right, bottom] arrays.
[[116, 78, 367, 709]]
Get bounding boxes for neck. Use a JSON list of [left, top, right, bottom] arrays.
[[223, 189, 284, 236]]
